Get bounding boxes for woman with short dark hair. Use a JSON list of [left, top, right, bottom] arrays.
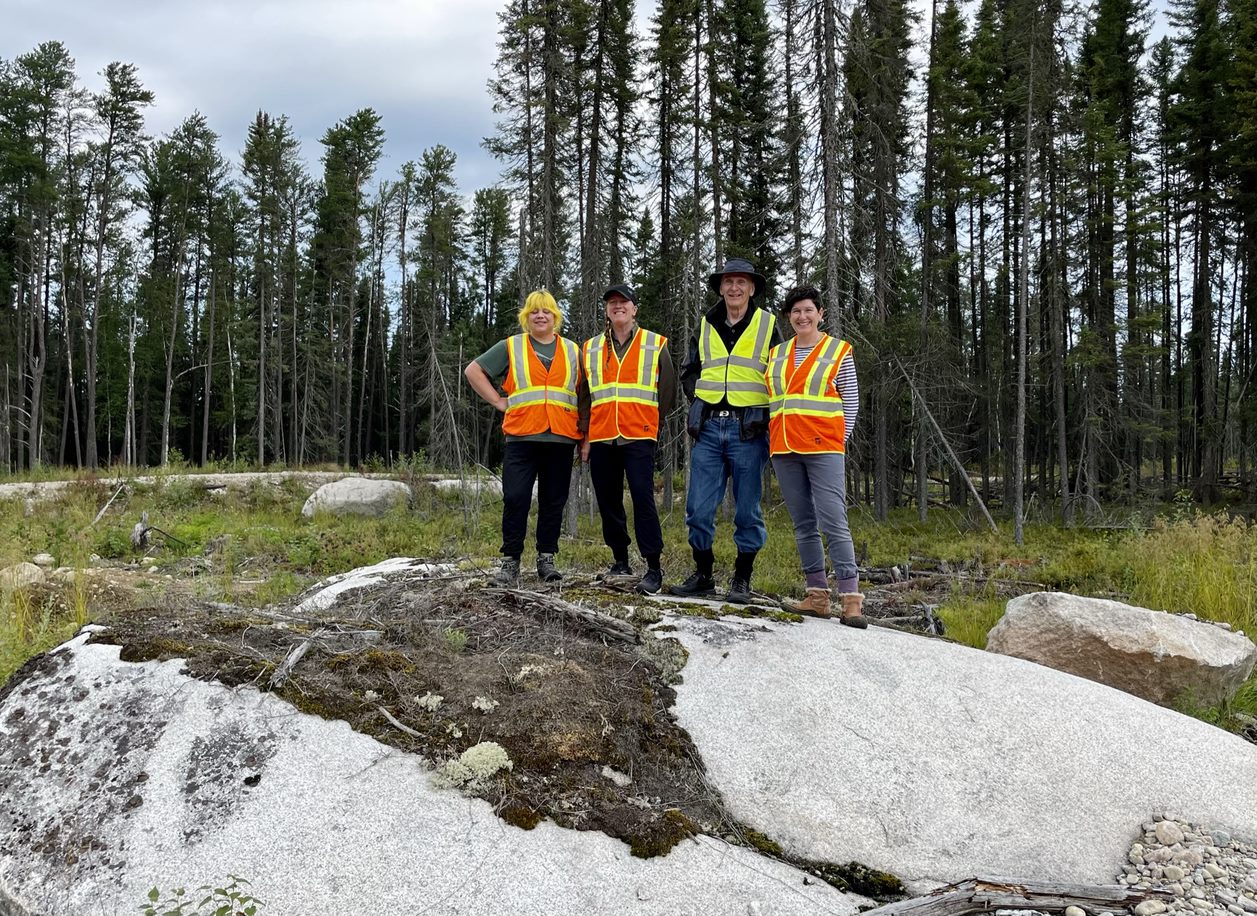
[[767, 286, 866, 627]]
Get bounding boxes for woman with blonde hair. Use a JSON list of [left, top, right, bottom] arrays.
[[465, 290, 581, 586]]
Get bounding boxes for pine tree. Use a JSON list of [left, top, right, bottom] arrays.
[[1169, 0, 1231, 501], [310, 108, 384, 465]]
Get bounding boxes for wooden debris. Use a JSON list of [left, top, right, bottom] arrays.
[[269, 635, 320, 690], [377, 706, 423, 739], [92, 481, 127, 526], [130, 511, 151, 550], [859, 876, 1174, 915], [486, 586, 640, 644]]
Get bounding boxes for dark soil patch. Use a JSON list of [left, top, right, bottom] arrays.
[[85, 576, 904, 900], [88, 583, 712, 860]]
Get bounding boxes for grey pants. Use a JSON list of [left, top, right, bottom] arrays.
[[772, 452, 858, 581]]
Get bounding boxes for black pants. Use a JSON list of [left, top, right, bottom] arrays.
[[501, 439, 576, 557], [589, 439, 664, 560]]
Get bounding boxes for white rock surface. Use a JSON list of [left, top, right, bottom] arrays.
[[293, 558, 456, 613], [31, 553, 55, 569], [0, 631, 868, 916], [667, 612, 1257, 892], [987, 591, 1257, 707], [300, 477, 413, 518], [0, 562, 43, 590]]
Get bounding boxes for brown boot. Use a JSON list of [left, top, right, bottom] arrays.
[[838, 592, 868, 629], [782, 587, 832, 619]]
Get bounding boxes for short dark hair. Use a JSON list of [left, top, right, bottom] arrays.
[[782, 286, 824, 314]]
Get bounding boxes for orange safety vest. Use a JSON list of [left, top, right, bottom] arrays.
[[583, 328, 668, 443], [501, 333, 581, 439], [767, 334, 852, 455]]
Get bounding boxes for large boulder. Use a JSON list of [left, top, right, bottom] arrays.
[[0, 630, 870, 916], [986, 591, 1257, 708], [300, 477, 412, 518], [0, 562, 43, 590], [668, 611, 1257, 892], [6, 564, 1257, 910]]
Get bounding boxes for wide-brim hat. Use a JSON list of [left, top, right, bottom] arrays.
[[708, 257, 766, 297], [602, 283, 638, 305]]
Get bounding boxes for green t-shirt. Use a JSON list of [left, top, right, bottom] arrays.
[[475, 336, 576, 444]]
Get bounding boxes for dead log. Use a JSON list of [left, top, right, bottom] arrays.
[[486, 587, 640, 645], [859, 876, 1173, 915]]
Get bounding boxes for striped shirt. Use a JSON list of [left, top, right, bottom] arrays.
[[792, 344, 859, 440]]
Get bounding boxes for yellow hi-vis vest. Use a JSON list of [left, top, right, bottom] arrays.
[[693, 309, 776, 407], [583, 327, 667, 442]]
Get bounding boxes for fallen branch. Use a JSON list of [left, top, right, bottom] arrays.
[[486, 587, 640, 645], [269, 635, 320, 690], [91, 481, 127, 526], [891, 356, 998, 534], [377, 706, 423, 739], [146, 524, 188, 547], [859, 876, 1173, 916]]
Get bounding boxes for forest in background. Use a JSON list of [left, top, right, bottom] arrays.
[[2, 0, 1255, 527]]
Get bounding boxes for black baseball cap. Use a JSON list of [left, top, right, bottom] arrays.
[[602, 283, 638, 304]]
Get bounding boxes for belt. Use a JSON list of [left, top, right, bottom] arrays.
[[710, 408, 735, 418]]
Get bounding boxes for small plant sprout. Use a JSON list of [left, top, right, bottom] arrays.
[[443, 627, 469, 652], [140, 875, 264, 916]]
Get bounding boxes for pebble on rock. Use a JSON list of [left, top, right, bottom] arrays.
[[1157, 821, 1187, 846]]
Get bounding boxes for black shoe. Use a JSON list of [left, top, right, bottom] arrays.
[[669, 570, 716, 597], [637, 568, 664, 595], [536, 553, 562, 582], [604, 560, 633, 578], [725, 577, 753, 604], [494, 556, 520, 586]]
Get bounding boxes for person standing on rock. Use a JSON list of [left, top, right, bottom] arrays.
[[767, 286, 865, 627], [464, 290, 581, 586], [577, 284, 676, 595], [670, 258, 783, 603]]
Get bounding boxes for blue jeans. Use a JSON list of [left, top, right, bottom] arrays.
[[685, 415, 769, 554]]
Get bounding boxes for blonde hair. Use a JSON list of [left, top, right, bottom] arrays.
[[517, 289, 563, 332]]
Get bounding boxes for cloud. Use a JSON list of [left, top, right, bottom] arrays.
[[4, 0, 507, 191]]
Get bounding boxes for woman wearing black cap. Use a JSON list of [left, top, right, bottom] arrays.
[[577, 284, 676, 594]]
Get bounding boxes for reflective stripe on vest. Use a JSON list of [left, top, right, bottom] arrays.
[[501, 334, 581, 438], [767, 335, 851, 455], [694, 309, 775, 406], [584, 328, 667, 442]]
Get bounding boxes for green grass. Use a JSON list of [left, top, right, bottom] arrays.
[[2, 472, 1255, 717], [936, 592, 1008, 650]]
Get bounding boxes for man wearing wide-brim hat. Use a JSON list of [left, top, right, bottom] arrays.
[[670, 257, 783, 603]]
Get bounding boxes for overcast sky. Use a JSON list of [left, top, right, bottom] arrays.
[[6, 0, 1174, 197], [4, 0, 529, 193]]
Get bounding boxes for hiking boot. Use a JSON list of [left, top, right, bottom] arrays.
[[669, 570, 716, 597], [604, 559, 634, 578], [494, 556, 521, 587], [637, 567, 664, 595], [839, 591, 869, 629], [536, 553, 563, 583], [781, 587, 832, 619], [725, 577, 753, 605]]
